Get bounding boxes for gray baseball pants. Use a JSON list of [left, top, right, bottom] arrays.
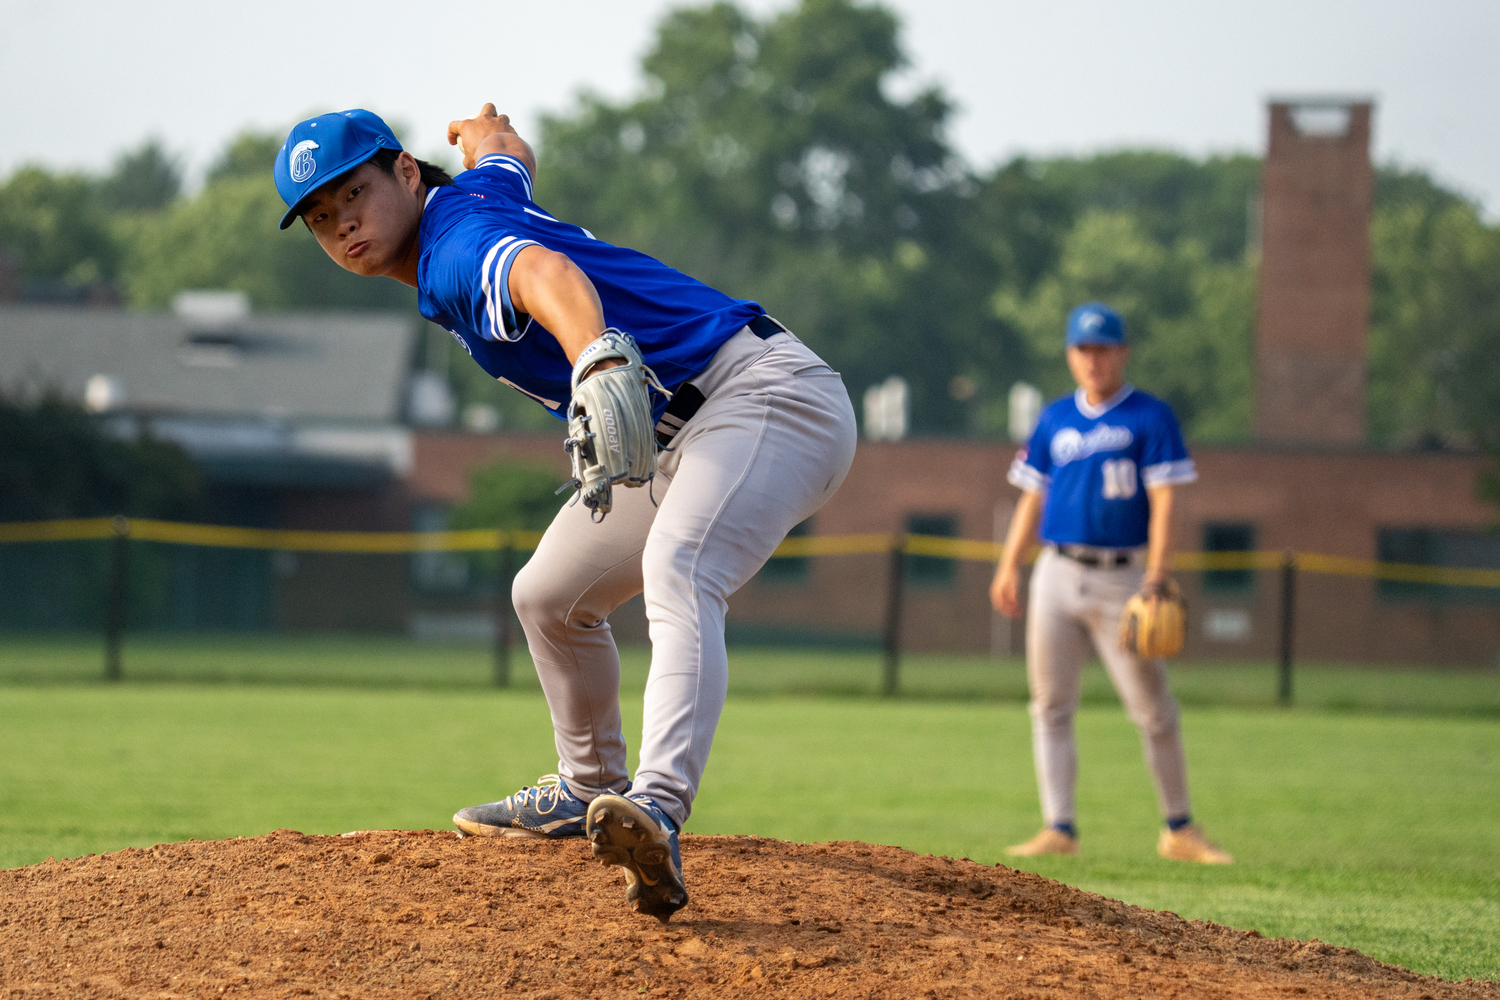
[[512, 327, 857, 828], [1025, 546, 1192, 827]]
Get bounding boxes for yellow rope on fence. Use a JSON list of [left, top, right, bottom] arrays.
[[1170, 550, 1287, 572], [1295, 552, 1500, 588], [0, 518, 118, 544], [771, 533, 893, 557], [0, 518, 546, 553], [3, 518, 1499, 588]]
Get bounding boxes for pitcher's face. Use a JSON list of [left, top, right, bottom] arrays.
[[300, 155, 423, 278]]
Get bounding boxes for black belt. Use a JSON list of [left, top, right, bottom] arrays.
[[1053, 545, 1133, 568], [747, 314, 789, 340], [654, 315, 788, 446]]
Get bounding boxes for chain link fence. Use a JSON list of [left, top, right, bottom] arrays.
[[3, 518, 1499, 704]]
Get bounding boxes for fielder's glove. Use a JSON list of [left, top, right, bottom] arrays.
[[561, 329, 669, 520], [1118, 576, 1187, 659]]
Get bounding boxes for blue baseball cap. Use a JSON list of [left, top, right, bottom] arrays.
[[273, 109, 402, 229], [1065, 302, 1126, 346]]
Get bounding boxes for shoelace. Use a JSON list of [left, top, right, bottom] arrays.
[[628, 794, 676, 833], [505, 775, 574, 817]]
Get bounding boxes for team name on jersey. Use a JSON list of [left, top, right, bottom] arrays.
[[1050, 424, 1133, 466]]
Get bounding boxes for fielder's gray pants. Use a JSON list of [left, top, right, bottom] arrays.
[[1025, 547, 1192, 827], [513, 327, 857, 828]]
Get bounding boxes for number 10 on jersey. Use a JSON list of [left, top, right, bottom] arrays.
[[1102, 458, 1138, 499]]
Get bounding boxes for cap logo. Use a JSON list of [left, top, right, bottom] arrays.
[[1079, 311, 1104, 331], [289, 140, 320, 184]]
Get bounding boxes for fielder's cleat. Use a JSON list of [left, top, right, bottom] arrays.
[[586, 794, 688, 923], [1158, 824, 1233, 864], [1005, 827, 1080, 857], [452, 774, 601, 840]]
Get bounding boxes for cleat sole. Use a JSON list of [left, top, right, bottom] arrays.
[[452, 814, 551, 840], [586, 795, 688, 923]]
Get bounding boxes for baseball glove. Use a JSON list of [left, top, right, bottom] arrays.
[[1118, 577, 1187, 659], [561, 329, 668, 520]]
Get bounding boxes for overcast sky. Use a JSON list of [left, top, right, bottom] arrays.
[[3, 0, 1497, 212]]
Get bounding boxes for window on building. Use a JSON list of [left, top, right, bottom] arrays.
[[1203, 523, 1256, 594], [1377, 528, 1500, 603], [757, 519, 813, 586], [907, 514, 958, 587]]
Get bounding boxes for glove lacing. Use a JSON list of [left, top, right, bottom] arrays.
[[558, 328, 673, 518]]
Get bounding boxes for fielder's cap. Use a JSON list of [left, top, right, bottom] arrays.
[[274, 109, 401, 229], [1065, 302, 1126, 346]]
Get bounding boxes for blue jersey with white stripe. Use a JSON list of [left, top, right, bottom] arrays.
[[1008, 385, 1196, 548], [416, 154, 764, 419]]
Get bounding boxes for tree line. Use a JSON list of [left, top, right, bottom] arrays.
[[2, 0, 1498, 455]]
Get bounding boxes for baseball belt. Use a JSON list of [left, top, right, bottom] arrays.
[[654, 314, 789, 447], [1052, 544, 1136, 568]]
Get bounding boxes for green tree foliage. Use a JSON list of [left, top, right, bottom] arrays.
[[534, 0, 1018, 433], [207, 131, 284, 184], [1367, 170, 1500, 451], [1035, 152, 1262, 263], [968, 158, 1075, 296], [445, 457, 564, 578], [121, 140, 415, 312], [0, 395, 202, 521], [0, 167, 119, 290], [448, 459, 564, 532], [975, 151, 1261, 441], [99, 140, 182, 213], [991, 210, 1255, 440]]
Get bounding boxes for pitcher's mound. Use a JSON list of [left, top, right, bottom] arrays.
[[2, 828, 1493, 998]]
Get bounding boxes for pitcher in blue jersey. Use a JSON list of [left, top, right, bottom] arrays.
[[276, 105, 858, 920], [989, 303, 1231, 864]]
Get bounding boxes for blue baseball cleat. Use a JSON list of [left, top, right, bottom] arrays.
[[586, 793, 688, 922], [452, 775, 603, 840]]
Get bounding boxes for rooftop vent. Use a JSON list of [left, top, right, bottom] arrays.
[[172, 289, 250, 326]]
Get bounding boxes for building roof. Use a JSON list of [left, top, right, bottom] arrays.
[[0, 305, 419, 424]]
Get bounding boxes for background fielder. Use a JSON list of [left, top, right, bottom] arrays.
[[275, 106, 858, 920], [990, 303, 1231, 864]]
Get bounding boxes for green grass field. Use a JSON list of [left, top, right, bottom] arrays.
[[5, 633, 1500, 715], [1, 636, 1497, 981]]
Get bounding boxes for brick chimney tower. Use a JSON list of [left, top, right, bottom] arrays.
[[1253, 99, 1374, 445]]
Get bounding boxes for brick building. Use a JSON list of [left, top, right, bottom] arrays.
[[396, 430, 1497, 666]]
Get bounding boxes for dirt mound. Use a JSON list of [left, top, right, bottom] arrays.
[[1, 829, 1494, 999]]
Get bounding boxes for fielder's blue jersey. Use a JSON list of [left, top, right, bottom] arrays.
[[1008, 385, 1197, 548], [416, 153, 764, 420]]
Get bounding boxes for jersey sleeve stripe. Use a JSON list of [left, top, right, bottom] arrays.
[[522, 206, 597, 241], [479, 236, 517, 342], [493, 238, 540, 339], [1141, 458, 1198, 487], [479, 236, 542, 342], [1007, 455, 1050, 492], [476, 154, 534, 201]]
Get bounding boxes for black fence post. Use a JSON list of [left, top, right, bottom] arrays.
[[1278, 550, 1296, 706], [104, 516, 130, 682], [493, 542, 515, 688], [882, 535, 906, 697]]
